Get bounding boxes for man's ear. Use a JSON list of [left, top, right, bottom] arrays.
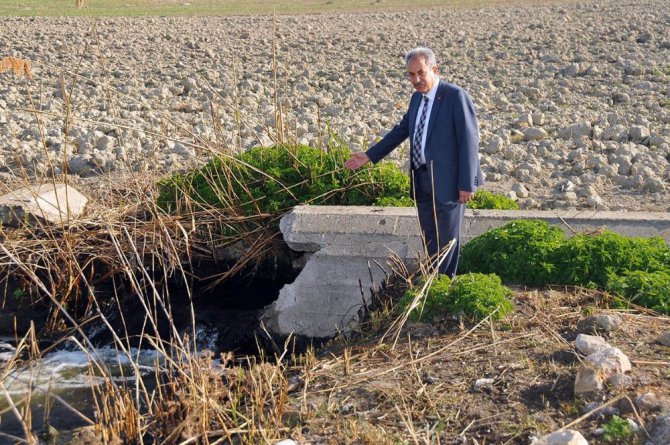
[[432, 65, 439, 75]]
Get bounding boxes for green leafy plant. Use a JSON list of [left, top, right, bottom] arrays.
[[469, 190, 519, 210], [397, 275, 452, 322], [549, 231, 670, 287], [605, 270, 670, 313], [157, 145, 411, 232], [447, 273, 514, 321], [601, 415, 633, 443], [397, 273, 513, 322], [460, 219, 670, 314], [459, 220, 565, 285]]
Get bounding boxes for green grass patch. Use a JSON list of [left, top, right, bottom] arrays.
[[397, 273, 514, 322], [469, 190, 519, 210], [459, 219, 565, 285], [601, 415, 634, 444], [0, 0, 570, 17], [157, 145, 411, 233], [460, 219, 670, 314]]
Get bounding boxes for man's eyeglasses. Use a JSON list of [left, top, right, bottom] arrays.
[[405, 70, 431, 80]]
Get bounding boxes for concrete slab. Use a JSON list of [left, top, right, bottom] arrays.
[[0, 183, 88, 227], [263, 205, 670, 338], [262, 242, 407, 338]]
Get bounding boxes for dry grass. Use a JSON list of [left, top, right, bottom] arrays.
[[0, 57, 32, 79]]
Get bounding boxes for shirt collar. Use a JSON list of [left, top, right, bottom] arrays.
[[424, 77, 440, 101]]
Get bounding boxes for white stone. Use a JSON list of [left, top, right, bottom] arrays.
[[594, 314, 622, 331], [575, 334, 610, 355], [575, 347, 632, 394], [559, 123, 592, 140], [512, 183, 529, 198], [0, 184, 88, 227], [524, 127, 548, 141], [601, 125, 629, 142], [474, 378, 495, 391], [531, 429, 588, 445], [629, 126, 650, 141]]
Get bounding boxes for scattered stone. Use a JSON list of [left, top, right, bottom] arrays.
[[648, 416, 670, 445], [594, 314, 622, 332], [574, 347, 631, 395], [629, 125, 650, 141], [575, 334, 610, 355], [637, 392, 670, 414], [0, 184, 88, 227], [659, 331, 670, 347], [531, 429, 588, 445], [473, 378, 495, 391], [609, 374, 633, 388], [559, 123, 592, 140], [511, 183, 529, 198], [524, 127, 549, 141]]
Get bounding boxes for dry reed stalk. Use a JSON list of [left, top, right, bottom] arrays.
[[0, 57, 32, 79]]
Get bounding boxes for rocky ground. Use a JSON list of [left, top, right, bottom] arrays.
[[1, 0, 669, 211], [284, 287, 670, 445]]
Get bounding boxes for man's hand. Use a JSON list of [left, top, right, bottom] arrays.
[[344, 152, 371, 170], [459, 190, 475, 204]]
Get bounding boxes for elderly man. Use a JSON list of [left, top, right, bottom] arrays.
[[345, 47, 484, 277]]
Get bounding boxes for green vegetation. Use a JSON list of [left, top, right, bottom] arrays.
[[459, 220, 565, 285], [606, 270, 670, 313], [397, 273, 514, 322], [469, 189, 519, 210], [460, 219, 670, 314], [157, 145, 410, 231], [158, 144, 514, 235], [0, 0, 559, 17], [601, 415, 634, 443]]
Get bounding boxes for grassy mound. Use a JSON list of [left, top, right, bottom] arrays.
[[397, 273, 514, 322], [460, 219, 670, 314], [157, 145, 412, 230], [468, 190, 519, 210], [459, 219, 566, 285]]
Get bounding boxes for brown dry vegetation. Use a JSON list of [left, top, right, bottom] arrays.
[[54, 282, 667, 445], [0, 57, 32, 79]]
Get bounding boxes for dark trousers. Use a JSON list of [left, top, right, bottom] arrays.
[[414, 166, 465, 278]]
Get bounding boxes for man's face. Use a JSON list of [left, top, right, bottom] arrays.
[[406, 56, 438, 94]]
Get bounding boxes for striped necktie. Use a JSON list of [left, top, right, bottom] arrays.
[[412, 95, 429, 170]]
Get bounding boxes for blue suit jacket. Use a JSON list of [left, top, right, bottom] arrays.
[[366, 79, 484, 204]]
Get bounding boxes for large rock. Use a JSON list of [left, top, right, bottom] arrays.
[[0, 184, 88, 227], [574, 347, 632, 395]]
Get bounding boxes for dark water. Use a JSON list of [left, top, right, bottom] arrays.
[[0, 337, 162, 443], [0, 255, 302, 443]]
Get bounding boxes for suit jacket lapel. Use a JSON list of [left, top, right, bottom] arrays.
[[425, 80, 445, 143], [408, 92, 421, 143]]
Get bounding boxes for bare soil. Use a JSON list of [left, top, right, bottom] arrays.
[[280, 286, 669, 444]]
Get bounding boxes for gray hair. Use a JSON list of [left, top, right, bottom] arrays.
[[404, 47, 437, 67]]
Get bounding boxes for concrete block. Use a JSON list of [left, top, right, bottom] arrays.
[[265, 205, 670, 339]]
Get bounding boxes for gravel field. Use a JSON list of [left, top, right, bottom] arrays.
[[1, 0, 669, 211]]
